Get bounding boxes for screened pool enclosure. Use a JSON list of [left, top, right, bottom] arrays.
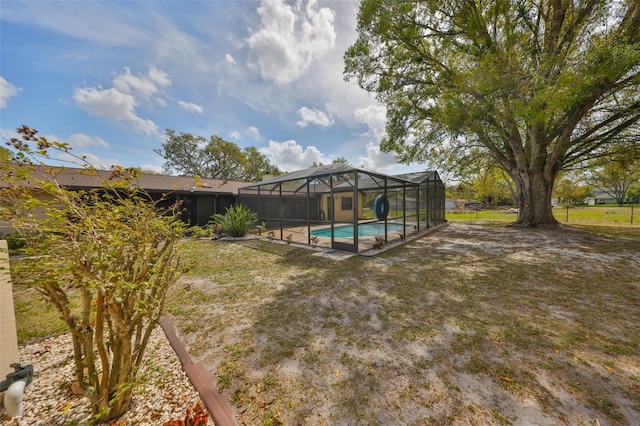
[[238, 164, 445, 253]]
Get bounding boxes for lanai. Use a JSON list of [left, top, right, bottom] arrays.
[[238, 164, 445, 253]]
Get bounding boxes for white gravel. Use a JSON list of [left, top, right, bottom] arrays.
[[2, 327, 213, 426]]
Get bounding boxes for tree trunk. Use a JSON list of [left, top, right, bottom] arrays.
[[513, 169, 559, 226]]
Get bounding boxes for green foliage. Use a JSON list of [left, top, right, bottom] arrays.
[[0, 146, 13, 162], [311, 157, 350, 168], [155, 129, 281, 181], [553, 174, 593, 206], [184, 225, 215, 239], [586, 146, 640, 206], [1, 126, 188, 422], [1, 232, 27, 251], [345, 0, 640, 226], [212, 204, 258, 237], [628, 182, 640, 202]]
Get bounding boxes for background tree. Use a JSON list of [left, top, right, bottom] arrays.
[[155, 129, 280, 181], [627, 181, 640, 203], [586, 154, 640, 205], [243, 146, 282, 181], [0, 146, 13, 162], [345, 0, 640, 226], [447, 153, 518, 206], [470, 168, 516, 207], [1, 126, 187, 422], [553, 173, 593, 206], [311, 157, 350, 168]]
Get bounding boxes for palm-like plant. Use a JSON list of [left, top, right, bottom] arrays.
[[211, 204, 257, 237]]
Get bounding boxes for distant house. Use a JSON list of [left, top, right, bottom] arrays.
[[585, 189, 626, 205], [445, 199, 457, 210], [0, 164, 249, 234]]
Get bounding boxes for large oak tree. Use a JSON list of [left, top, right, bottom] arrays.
[[345, 0, 640, 225]]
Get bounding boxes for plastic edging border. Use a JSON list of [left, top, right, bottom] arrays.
[[159, 317, 239, 426]]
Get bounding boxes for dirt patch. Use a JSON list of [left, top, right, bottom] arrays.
[[167, 223, 640, 425]]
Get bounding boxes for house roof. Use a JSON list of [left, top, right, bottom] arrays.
[[393, 170, 440, 183], [240, 163, 365, 187], [239, 164, 441, 194], [0, 164, 248, 195]]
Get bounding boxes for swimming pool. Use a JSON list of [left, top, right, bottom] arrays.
[[311, 222, 409, 238]]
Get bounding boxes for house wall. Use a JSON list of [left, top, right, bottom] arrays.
[[0, 224, 13, 235], [176, 193, 236, 226], [585, 196, 627, 205], [320, 192, 363, 222], [1, 187, 235, 233], [197, 195, 214, 226]]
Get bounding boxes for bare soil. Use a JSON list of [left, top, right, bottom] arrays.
[[167, 223, 640, 425]]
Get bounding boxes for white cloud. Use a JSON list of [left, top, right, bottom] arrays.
[[113, 66, 170, 99], [247, 126, 261, 140], [153, 24, 218, 77], [247, 0, 336, 84], [229, 127, 261, 141], [296, 106, 333, 128], [177, 100, 204, 114], [0, 77, 22, 108], [259, 139, 330, 171], [67, 133, 109, 148], [357, 142, 397, 171], [57, 152, 122, 170], [224, 54, 236, 65], [74, 66, 173, 136], [354, 103, 387, 138], [1, 129, 113, 166], [74, 86, 158, 136], [147, 66, 172, 87], [0, 128, 19, 141], [0, 1, 153, 48]]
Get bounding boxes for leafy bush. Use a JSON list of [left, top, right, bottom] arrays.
[[184, 225, 214, 239], [1, 232, 27, 251], [211, 204, 257, 237], [2, 126, 188, 422]]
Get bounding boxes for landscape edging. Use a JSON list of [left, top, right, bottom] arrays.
[[159, 317, 239, 426]]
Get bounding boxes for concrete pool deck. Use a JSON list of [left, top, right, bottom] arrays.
[[245, 222, 449, 258]]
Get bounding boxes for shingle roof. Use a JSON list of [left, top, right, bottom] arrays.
[[0, 164, 248, 195]]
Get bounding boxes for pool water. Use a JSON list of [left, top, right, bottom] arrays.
[[311, 222, 409, 238]]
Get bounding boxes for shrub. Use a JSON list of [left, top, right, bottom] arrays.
[[184, 225, 214, 239], [2, 126, 188, 422], [1, 232, 27, 251], [211, 204, 257, 237]]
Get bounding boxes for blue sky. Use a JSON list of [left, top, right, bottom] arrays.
[[1, 0, 425, 176]]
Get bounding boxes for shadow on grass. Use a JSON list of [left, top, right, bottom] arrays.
[[170, 225, 640, 425]]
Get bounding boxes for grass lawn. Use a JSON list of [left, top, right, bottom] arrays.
[[165, 223, 639, 425], [12, 223, 640, 425], [447, 204, 640, 226]]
